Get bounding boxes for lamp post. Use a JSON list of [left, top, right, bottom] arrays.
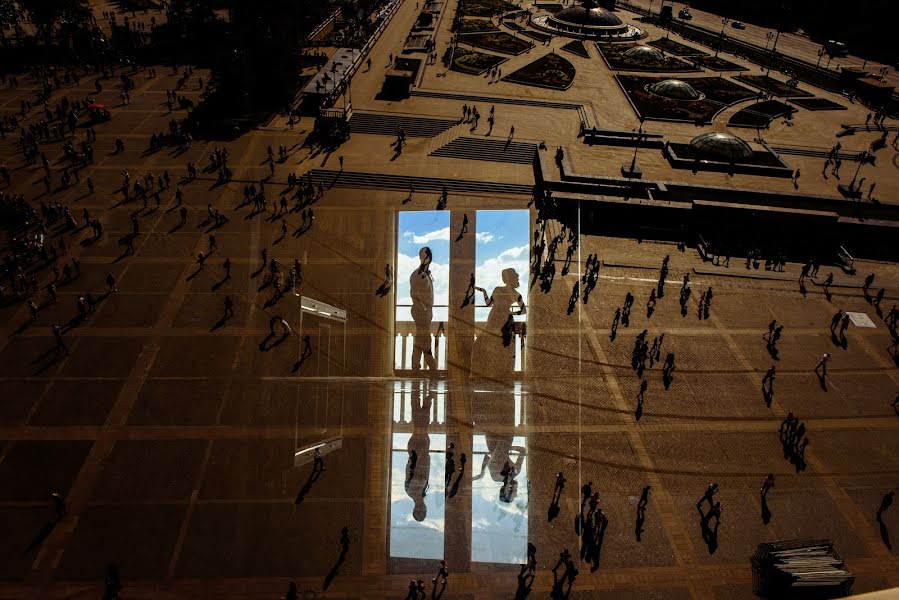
[[660, 0, 672, 39], [622, 118, 645, 178], [847, 153, 868, 192], [716, 17, 729, 58], [770, 29, 781, 54]]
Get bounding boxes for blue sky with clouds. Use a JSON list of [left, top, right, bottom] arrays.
[[396, 210, 530, 323]]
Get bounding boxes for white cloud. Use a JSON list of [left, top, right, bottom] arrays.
[[497, 245, 529, 261], [476, 232, 496, 243], [404, 227, 450, 244], [475, 244, 530, 305]]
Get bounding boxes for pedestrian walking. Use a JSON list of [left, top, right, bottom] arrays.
[[433, 560, 449, 588], [106, 273, 117, 292], [815, 353, 831, 379], [223, 296, 234, 320], [863, 273, 875, 293], [876, 490, 894, 521], [51, 492, 67, 519], [52, 324, 68, 355], [760, 473, 775, 497], [830, 309, 842, 333]]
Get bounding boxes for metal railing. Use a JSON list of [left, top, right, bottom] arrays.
[[394, 321, 527, 372]]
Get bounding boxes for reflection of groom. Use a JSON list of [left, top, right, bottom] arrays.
[[406, 382, 433, 521], [410, 247, 438, 377]]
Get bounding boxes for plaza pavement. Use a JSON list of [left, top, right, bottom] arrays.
[[0, 0, 898, 599]]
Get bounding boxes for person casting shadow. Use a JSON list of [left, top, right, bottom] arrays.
[[610, 307, 620, 341], [761, 365, 775, 407], [376, 263, 392, 297], [294, 457, 324, 505], [293, 335, 313, 372], [567, 281, 579, 315], [447, 452, 466, 499], [877, 490, 894, 550], [322, 527, 350, 590], [548, 472, 565, 522], [635, 485, 650, 542], [514, 569, 534, 600], [697, 501, 721, 555]]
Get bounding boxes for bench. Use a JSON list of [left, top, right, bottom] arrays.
[[697, 233, 710, 262], [837, 245, 856, 275]]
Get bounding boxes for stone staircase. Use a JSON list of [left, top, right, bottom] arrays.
[[306, 169, 533, 195], [430, 136, 537, 164], [349, 111, 460, 137], [769, 145, 868, 161], [411, 89, 593, 129], [410, 89, 582, 110]]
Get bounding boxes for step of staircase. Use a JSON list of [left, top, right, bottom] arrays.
[[771, 147, 866, 161], [349, 111, 460, 137], [307, 169, 533, 196], [411, 89, 581, 110], [430, 137, 537, 164]]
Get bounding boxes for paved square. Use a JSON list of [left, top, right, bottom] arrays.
[[0, 0, 897, 598]]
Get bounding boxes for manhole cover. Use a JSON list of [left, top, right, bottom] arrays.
[[846, 312, 876, 327]]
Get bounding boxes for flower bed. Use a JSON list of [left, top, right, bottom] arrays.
[[617, 75, 756, 122], [457, 18, 499, 33], [789, 97, 846, 111], [561, 40, 589, 58], [502, 52, 575, 90], [691, 55, 748, 71], [451, 47, 507, 74], [648, 37, 708, 56], [462, 31, 533, 55], [727, 100, 796, 128], [735, 75, 814, 98], [460, 0, 518, 17], [598, 43, 697, 72]]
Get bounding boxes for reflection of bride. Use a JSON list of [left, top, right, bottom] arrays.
[[470, 268, 526, 379]]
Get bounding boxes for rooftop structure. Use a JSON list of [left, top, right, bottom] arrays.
[[689, 131, 754, 160], [531, 0, 643, 40], [647, 78, 702, 100]]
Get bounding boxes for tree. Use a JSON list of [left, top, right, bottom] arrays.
[[215, 0, 331, 111], [18, 0, 91, 41]]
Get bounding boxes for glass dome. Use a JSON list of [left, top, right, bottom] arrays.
[[690, 132, 754, 161], [552, 4, 623, 27], [623, 45, 664, 62], [647, 79, 701, 100]]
